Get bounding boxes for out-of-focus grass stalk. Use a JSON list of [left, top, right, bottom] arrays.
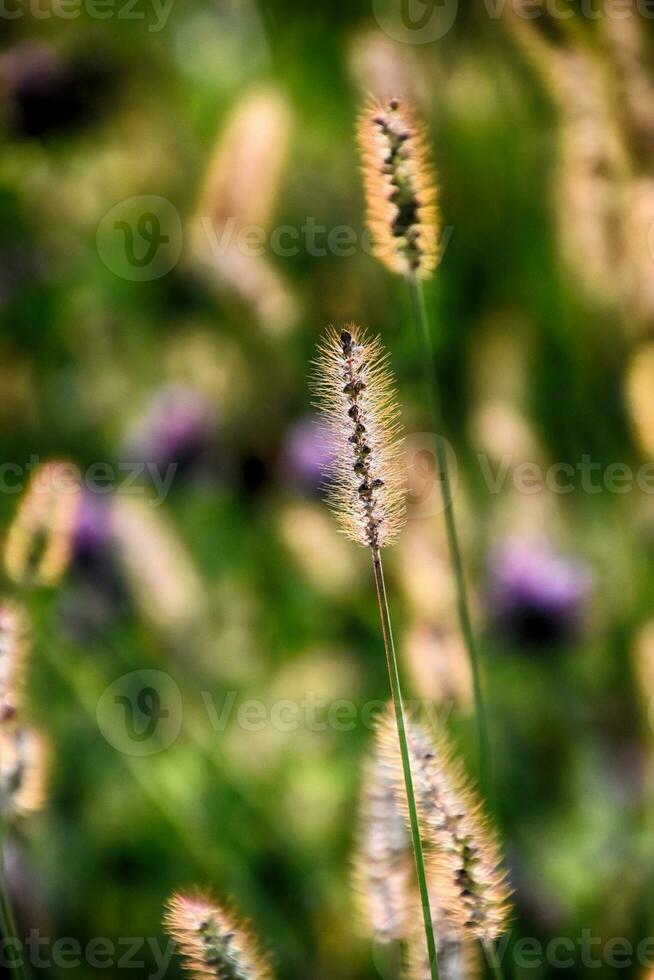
[[484, 938, 506, 980], [28, 600, 297, 953], [372, 547, 440, 980], [408, 275, 492, 803], [0, 832, 27, 980], [357, 98, 493, 802], [313, 326, 441, 980]]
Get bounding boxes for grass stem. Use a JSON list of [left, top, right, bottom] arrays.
[[0, 836, 27, 980], [371, 547, 440, 980], [407, 274, 492, 804], [484, 939, 507, 980]]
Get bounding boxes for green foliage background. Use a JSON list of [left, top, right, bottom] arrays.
[[2, 1, 654, 978]]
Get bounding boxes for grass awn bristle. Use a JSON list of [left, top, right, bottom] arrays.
[[353, 753, 414, 943], [4, 460, 80, 588], [163, 890, 274, 980], [312, 324, 406, 549], [377, 713, 511, 947], [358, 98, 440, 280]]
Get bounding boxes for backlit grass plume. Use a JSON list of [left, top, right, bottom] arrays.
[[312, 325, 405, 549], [358, 98, 439, 279], [358, 95, 492, 810], [0, 727, 49, 822], [407, 854, 481, 980], [377, 713, 511, 949], [0, 602, 26, 723], [626, 341, 654, 459], [355, 746, 481, 980], [312, 325, 440, 978], [4, 460, 80, 587], [164, 890, 273, 980], [354, 754, 414, 942]]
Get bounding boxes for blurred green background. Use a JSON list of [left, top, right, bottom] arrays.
[[3, 0, 654, 977]]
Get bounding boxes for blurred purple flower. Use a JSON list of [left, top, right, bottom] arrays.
[[1, 41, 112, 139], [123, 385, 219, 480], [487, 540, 592, 649], [62, 491, 127, 641], [72, 491, 113, 567], [280, 414, 336, 494]]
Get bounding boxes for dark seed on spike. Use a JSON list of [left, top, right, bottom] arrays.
[[348, 405, 360, 420], [340, 329, 352, 347]]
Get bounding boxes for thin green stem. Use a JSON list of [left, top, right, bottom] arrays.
[[0, 834, 27, 980], [407, 275, 492, 803], [484, 939, 506, 980], [371, 547, 440, 980]]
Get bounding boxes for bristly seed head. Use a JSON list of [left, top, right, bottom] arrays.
[[0, 727, 49, 822], [377, 712, 512, 945], [4, 460, 81, 588], [0, 601, 27, 724], [163, 891, 274, 980], [353, 754, 414, 942], [358, 98, 440, 280], [312, 324, 406, 549]]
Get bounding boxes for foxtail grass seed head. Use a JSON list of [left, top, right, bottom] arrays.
[[164, 891, 274, 980], [407, 855, 481, 980], [358, 98, 439, 279], [111, 496, 206, 638], [0, 727, 49, 821], [626, 342, 654, 459], [4, 460, 81, 588], [0, 601, 27, 723], [377, 713, 511, 944], [312, 325, 406, 549], [354, 754, 413, 942], [190, 87, 298, 337]]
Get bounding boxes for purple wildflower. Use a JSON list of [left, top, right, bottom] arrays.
[[279, 414, 337, 495], [487, 539, 592, 649]]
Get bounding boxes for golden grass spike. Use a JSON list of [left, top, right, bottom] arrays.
[[353, 753, 414, 942], [626, 341, 654, 459], [377, 713, 511, 945], [312, 325, 406, 549], [163, 891, 274, 980], [4, 460, 80, 587], [0, 601, 28, 723], [0, 727, 49, 821], [358, 98, 440, 279], [406, 853, 481, 980], [111, 495, 206, 638]]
